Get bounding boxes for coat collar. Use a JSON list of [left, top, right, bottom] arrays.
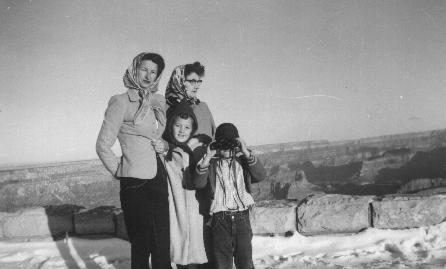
[[127, 88, 140, 102]]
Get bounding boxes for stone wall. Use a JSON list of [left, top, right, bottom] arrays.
[[0, 194, 444, 240]]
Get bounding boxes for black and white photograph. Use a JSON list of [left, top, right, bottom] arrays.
[[0, 0, 445, 268]]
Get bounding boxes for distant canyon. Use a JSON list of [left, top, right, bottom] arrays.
[[1, 129, 446, 212]]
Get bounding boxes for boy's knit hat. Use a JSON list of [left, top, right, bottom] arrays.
[[215, 123, 239, 142]]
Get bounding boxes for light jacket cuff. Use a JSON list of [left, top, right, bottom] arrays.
[[196, 158, 209, 174], [247, 154, 257, 165]]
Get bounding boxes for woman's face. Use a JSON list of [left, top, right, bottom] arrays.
[[172, 117, 193, 143], [184, 72, 202, 99], [137, 60, 158, 90]]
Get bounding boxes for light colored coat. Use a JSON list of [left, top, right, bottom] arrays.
[[164, 146, 208, 265], [96, 89, 166, 179]]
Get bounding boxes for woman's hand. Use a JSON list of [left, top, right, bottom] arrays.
[[152, 139, 166, 154], [237, 137, 251, 158]]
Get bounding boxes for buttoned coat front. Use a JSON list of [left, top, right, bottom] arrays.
[[96, 88, 166, 179]]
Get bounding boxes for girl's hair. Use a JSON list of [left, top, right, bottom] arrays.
[[184, 61, 205, 77], [140, 53, 165, 78], [176, 112, 193, 121]]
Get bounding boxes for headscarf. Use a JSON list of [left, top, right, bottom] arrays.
[[123, 52, 166, 126], [165, 65, 200, 106]]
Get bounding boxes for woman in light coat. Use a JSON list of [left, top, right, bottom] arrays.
[[96, 52, 172, 269]]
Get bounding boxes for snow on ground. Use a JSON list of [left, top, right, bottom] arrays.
[[0, 222, 445, 269], [253, 222, 446, 269]]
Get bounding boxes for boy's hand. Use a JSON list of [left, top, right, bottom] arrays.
[[201, 143, 217, 167], [152, 139, 166, 154], [237, 138, 251, 158], [187, 137, 200, 150]]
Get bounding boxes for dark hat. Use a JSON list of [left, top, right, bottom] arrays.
[[215, 123, 239, 142]]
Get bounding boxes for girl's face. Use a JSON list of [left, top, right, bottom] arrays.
[[184, 72, 202, 99], [137, 60, 158, 90], [172, 117, 193, 143]]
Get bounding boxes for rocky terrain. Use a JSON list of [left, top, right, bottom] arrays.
[[1, 128, 446, 211], [253, 128, 446, 200], [0, 129, 446, 269]]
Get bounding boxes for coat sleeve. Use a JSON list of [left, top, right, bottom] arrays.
[[96, 95, 125, 176], [192, 157, 210, 189], [244, 153, 267, 183]]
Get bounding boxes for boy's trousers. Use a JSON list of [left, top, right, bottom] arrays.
[[210, 210, 254, 269]]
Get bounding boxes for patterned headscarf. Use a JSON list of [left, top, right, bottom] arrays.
[[123, 52, 166, 126], [165, 65, 200, 106]]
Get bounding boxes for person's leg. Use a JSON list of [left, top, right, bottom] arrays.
[[120, 178, 152, 269], [151, 198, 171, 269], [211, 213, 234, 269], [200, 219, 215, 269], [233, 211, 254, 269], [149, 157, 172, 269]]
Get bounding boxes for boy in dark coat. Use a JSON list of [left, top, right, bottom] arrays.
[[192, 123, 266, 269]]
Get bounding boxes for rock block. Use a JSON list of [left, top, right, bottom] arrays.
[[297, 194, 373, 235], [371, 194, 446, 229], [115, 210, 129, 240], [74, 206, 116, 235], [2, 206, 76, 238], [0, 176, 120, 212], [250, 200, 299, 235]]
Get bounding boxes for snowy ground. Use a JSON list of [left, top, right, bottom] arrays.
[[0, 222, 445, 269]]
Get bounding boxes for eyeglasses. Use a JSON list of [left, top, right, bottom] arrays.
[[184, 79, 203, 86]]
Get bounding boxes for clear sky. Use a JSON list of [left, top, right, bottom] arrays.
[[1, 0, 446, 165]]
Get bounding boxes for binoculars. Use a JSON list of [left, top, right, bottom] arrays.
[[210, 139, 240, 151]]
